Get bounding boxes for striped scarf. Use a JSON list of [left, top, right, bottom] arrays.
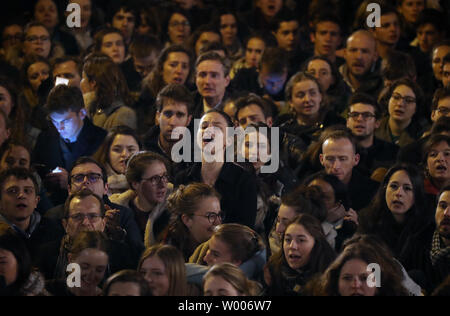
[[430, 230, 450, 266]]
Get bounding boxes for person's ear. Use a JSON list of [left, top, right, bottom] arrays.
[[319, 153, 325, 166], [354, 153, 360, 166], [79, 108, 87, 120], [103, 182, 109, 196], [181, 214, 192, 229], [155, 111, 161, 126], [67, 252, 73, 263], [224, 75, 231, 88], [310, 32, 316, 44], [34, 195, 40, 208], [375, 119, 381, 129], [186, 115, 193, 126], [131, 181, 140, 192], [431, 110, 437, 122], [62, 218, 68, 233], [266, 117, 273, 128]]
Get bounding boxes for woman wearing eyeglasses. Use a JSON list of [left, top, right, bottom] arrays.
[[375, 78, 429, 147], [110, 151, 173, 247], [162, 183, 223, 261]]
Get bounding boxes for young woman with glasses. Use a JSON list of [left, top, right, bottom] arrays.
[[162, 182, 223, 261]]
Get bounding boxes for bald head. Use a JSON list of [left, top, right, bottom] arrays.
[[344, 30, 378, 78]]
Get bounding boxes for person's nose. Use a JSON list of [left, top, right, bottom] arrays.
[[288, 239, 298, 250], [351, 277, 363, 289], [332, 160, 341, 170]]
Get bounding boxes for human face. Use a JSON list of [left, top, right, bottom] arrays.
[[436, 191, 450, 240], [307, 59, 334, 92], [196, 60, 230, 102], [158, 100, 192, 144], [237, 104, 268, 129], [427, 141, 450, 184], [69, 0, 92, 29], [290, 80, 322, 119], [27, 62, 50, 92], [417, 24, 442, 54], [108, 134, 139, 174], [431, 97, 450, 122], [372, 13, 400, 47], [388, 85, 416, 124], [275, 204, 298, 236], [53, 61, 81, 89], [347, 103, 379, 140], [0, 86, 13, 116], [69, 163, 107, 197], [2, 25, 23, 49], [101, 33, 125, 64], [139, 255, 169, 296], [308, 179, 337, 211], [108, 282, 141, 296], [197, 112, 230, 158], [344, 33, 378, 78], [245, 38, 265, 68], [0, 116, 9, 147], [112, 9, 135, 43], [162, 52, 190, 85], [220, 14, 238, 47], [259, 66, 288, 96], [0, 176, 39, 225], [431, 45, 450, 81], [70, 248, 108, 293], [398, 0, 424, 24], [385, 170, 415, 223], [0, 145, 31, 171], [283, 223, 315, 270], [133, 162, 168, 206], [49, 110, 85, 142], [256, 0, 283, 19], [242, 131, 270, 172], [23, 26, 51, 58], [0, 249, 18, 286], [312, 21, 342, 57], [63, 196, 105, 238], [273, 21, 299, 52], [320, 138, 359, 185], [204, 236, 238, 266], [195, 32, 221, 56], [443, 64, 450, 88], [168, 13, 191, 45], [35, 0, 59, 30], [184, 196, 222, 244], [133, 53, 157, 79], [338, 259, 377, 296], [204, 275, 241, 296]]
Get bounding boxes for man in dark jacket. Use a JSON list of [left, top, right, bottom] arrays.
[[0, 168, 64, 264], [319, 128, 378, 211], [346, 93, 398, 178], [32, 85, 107, 204], [44, 157, 143, 257]]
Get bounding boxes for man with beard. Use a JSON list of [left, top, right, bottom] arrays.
[[0, 168, 63, 263], [340, 30, 383, 96], [142, 84, 193, 171], [346, 93, 398, 179], [430, 186, 450, 290]]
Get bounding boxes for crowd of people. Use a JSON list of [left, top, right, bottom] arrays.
[[0, 0, 449, 296]]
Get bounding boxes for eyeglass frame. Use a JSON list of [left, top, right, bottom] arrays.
[[391, 93, 416, 105], [347, 111, 377, 120], [141, 173, 169, 186], [70, 173, 104, 184], [192, 212, 225, 224]]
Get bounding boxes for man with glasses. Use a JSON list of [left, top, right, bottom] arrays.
[[346, 93, 398, 178], [37, 189, 135, 280], [44, 156, 143, 255], [110, 152, 173, 248], [0, 168, 63, 263], [33, 85, 107, 205]]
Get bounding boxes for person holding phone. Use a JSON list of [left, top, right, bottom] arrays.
[[32, 85, 107, 205]]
